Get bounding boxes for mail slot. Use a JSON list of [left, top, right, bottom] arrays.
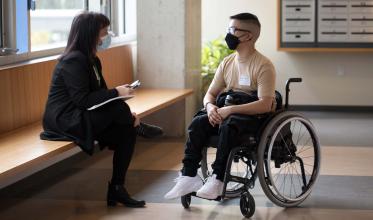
[[318, 27, 348, 42], [283, 0, 315, 14], [319, 0, 348, 13], [283, 27, 315, 42]]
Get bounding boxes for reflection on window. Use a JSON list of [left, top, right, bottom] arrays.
[[30, 0, 112, 52], [30, 0, 84, 51]]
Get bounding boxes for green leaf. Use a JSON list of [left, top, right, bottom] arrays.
[[201, 36, 234, 95]]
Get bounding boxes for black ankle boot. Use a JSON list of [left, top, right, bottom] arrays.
[[107, 182, 146, 208], [136, 122, 163, 138]]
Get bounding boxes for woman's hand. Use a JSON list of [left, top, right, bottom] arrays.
[[116, 84, 134, 96], [132, 112, 140, 127], [206, 104, 222, 127], [217, 106, 233, 121]]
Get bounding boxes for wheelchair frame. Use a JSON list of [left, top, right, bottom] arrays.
[[180, 78, 321, 218]]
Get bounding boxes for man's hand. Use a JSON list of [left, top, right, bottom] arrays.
[[206, 104, 222, 126], [217, 106, 233, 120]]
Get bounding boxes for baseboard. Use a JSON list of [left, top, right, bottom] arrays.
[[290, 105, 373, 113]]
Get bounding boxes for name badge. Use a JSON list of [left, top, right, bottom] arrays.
[[239, 74, 250, 86]]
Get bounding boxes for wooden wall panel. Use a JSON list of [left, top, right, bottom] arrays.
[[0, 71, 12, 132], [97, 45, 134, 88], [8, 61, 56, 131], [0, 45, 133, 134]]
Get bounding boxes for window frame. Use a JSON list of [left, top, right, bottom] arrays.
[[1, 0, 17, 52], [0, 0, 137, 67], [0, 0, 3, 48]]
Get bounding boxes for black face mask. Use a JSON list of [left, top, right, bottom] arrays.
[[225, 33, 240, 50]]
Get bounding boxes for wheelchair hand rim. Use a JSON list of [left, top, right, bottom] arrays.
[[266, 116, 320, 202]]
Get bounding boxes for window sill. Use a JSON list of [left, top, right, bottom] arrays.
[[0, 39, 136, 71]]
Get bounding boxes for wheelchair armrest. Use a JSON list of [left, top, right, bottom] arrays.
[[285, 77, 302, 109]]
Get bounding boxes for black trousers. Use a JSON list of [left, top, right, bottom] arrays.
[[182, 112, 258, 181], [89, 100, 136, 185]]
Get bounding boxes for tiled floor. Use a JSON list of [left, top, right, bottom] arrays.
[[0, 111, 372, 220]]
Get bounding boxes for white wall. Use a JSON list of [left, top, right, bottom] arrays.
[[202, 0, 373, 106], [137, 0, 201, 136], [137, 0, 185, 89]]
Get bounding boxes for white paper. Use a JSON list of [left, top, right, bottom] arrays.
[[87, 95, 134, 111]]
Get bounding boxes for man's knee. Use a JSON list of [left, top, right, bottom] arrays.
[[219, 116, 240, 135], [188, 114, 209, 131]]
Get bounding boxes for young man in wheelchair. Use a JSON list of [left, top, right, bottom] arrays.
[[165, 12, 276, 200]]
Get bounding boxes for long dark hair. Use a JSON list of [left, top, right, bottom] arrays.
[[60, 12, 110, 60]]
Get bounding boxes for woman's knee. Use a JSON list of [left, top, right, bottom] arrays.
[[106, 101, 134, 125]]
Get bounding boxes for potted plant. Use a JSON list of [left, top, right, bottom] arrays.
[[201, 36, 234, 96]]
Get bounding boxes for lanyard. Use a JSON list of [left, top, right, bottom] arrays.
[[92, 65, 101, 87]]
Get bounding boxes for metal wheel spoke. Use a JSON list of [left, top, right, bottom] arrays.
[[296, 135, 311, 155], [279, 132, 292, 155], [298, 155, 314, 159], [295, 126, 308, 147], [273, 164, 289, 195], [293, 161, 304, 193], [289, 165, 295, 198], [290, 165, 298, 197], [295, 121, 303, 146], [297, 145, 313, 155]]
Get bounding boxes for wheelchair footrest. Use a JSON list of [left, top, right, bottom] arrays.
[[187, 192, 222, 201]]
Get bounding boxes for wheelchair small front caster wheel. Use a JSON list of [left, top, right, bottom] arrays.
[[181, 194, 191, 208], [240, 192, 255, 218]]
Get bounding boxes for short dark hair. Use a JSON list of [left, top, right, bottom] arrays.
[[60, 12, 110, 61], [230, 13, 261, 29]]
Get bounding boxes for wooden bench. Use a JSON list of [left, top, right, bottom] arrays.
[[0, 88, 193, 187]]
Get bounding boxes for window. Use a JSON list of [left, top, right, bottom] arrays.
[[0, 0, 3, 48], [123, 0, 137, 36], [0, 0, 136, 65], [30, 0, 114, 51]]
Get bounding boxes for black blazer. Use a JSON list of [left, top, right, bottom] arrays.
[[41, 51, 118, 154]]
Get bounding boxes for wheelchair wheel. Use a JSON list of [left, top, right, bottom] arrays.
[[181, 194, 191, 209], [257, 111, 321, 207], [201, 147, 255, 198], [240, 191, 255, 218]]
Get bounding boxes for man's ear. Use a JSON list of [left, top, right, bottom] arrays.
[[246, 32, 253, 41]]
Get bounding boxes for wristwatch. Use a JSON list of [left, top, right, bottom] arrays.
[[204, 101, 213, 109]]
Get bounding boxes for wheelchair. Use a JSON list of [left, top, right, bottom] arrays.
[[180, 78, 321, 218]]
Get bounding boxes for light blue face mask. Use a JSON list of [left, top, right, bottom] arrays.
[[97, 34, 112, 51]]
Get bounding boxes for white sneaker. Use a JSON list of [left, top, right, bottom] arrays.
[[164, 173, 203, 200], [196, 174, 224, 199]]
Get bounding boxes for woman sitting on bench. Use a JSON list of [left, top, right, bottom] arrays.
[[41, 12, 162, 208]]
